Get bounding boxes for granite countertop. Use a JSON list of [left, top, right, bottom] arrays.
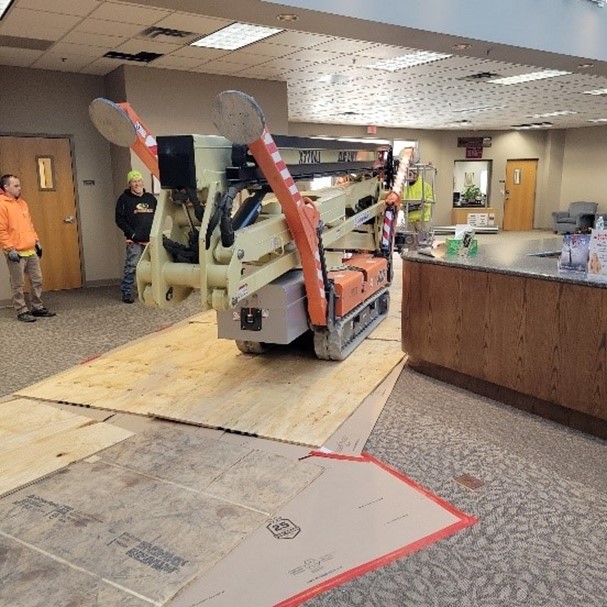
[[401, 235, 607, 289]]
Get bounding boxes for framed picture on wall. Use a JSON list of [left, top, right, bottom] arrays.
[[464, 172, 475, 187]]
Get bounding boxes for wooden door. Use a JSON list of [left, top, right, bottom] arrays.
[[0, 136, 82, 290], [503, 159, 538, 231]]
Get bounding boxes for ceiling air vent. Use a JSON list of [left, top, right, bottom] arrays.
[[458, 71, 500, 82], [142, 26, 195, 40], [104, 51, 163, 63]]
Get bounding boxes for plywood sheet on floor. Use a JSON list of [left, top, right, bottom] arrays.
[[16, 320, 404, 447], [0, 426, 323, 606], [0, 398, 132, 497], [168, 453, 476, 607]]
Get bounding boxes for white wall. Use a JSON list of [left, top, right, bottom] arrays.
[[268, 0, 607, 61]]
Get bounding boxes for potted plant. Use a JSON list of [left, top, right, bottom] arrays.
[[462, 184, 481, 204]]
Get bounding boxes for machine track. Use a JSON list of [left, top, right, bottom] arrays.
[[312, 288, 390, 360]]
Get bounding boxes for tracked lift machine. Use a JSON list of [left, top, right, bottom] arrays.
[[91, 91, 413, 359]]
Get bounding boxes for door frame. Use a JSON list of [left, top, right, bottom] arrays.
[[503, 158, 538, 231], [0, 131, 85, 288]]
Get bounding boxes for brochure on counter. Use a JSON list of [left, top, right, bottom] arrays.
[[558, 233, 590, 274], [587, 229, 607, 281]]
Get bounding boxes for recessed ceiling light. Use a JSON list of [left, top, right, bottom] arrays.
[[191, 23, 283, 50], [368, 50, 452, 71], [588, 118, 607, 122], [277, 13, 299, 21], [489, 70, 571, 85], [512, 122, 553, 129], [0, 0, 15, 20], [452, 43, 471, 51], [527, 110, 577, 118]]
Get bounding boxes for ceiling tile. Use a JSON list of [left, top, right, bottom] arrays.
[[149, 54, 206, 70], [87, 2, 171, 25], [79, 57, 122, 75], [48, 42, 108, 58], [0, 9, 81, 40], [74, 18, 144, 37], [61, 31, 128, 48], [269, 30, 333, 48], [0, 47, 42, 67], [152, 13, 232, 35], [31, 53, 95, 71], [112, 39, 183, 54], [170, 46, 230, 61], [15, 0, 100, 16]]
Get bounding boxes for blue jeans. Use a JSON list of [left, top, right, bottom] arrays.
[[121, 242, 144, 298]]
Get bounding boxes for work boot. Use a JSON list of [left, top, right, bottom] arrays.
[[31, 307, 56, 317], [122, 295, 135, 304], [17, 312, 37, 322]]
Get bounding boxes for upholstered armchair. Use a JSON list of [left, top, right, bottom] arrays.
[[552, 201, 598, 234]]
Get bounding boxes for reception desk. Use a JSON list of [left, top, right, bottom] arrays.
[[401, 237, 607, 438], [451, 206, 497, 227]]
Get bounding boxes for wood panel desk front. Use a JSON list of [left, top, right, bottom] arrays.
[[401, 242, 607, 438]]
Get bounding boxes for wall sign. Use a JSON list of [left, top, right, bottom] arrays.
[[466, 146, 483, 159], [458, 136, 492, 148]]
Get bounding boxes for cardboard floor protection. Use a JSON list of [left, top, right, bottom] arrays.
[[0, 426, 323, 606], [15, 319, 404, 447], [168, 453, 477, 607], [0, 398, 132, 497]]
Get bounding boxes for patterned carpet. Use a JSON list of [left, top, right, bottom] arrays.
[[1, 284, 606, 607]]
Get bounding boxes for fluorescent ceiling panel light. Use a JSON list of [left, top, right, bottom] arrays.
[[368, 50, 452, 71], [452, 105, 505, 114], [489, 70, 570, 85], [583, 88, 607, 95], [528, 110, 577, 118], [191, 23, 283, 50], [317, 74, 352, 85], [0, 0, 15, 20], [588, 118, 607, 122]]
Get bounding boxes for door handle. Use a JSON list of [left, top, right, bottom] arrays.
[[64, 216, 75, 224]]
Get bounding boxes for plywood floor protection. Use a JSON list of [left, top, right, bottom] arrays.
[[16, 298, 403, 448]]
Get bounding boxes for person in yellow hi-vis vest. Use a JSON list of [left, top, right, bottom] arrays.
[[402, 168, 434, 232]]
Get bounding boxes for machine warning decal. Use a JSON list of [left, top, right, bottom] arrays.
[[236, 284, 249, 301], [354, 210, 372, 227], [267, 517, 301, 539]]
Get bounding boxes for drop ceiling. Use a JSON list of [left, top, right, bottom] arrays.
[[3, 0, 607, 130]]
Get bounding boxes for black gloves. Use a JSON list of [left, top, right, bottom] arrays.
[[35, 242, 43, 258], [7, 249, 20, 262]]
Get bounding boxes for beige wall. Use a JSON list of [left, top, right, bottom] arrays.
[[289, 122, 559, 228], [560, 126, 607, 212], [0, 66, 124, 306]]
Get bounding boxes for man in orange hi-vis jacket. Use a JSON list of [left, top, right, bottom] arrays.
[[0, 174, 56, 322]]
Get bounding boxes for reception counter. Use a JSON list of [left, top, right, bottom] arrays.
[[451, 206, 497, 226], [401, 237, 607, 438]]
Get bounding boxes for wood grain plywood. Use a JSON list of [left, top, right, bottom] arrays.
[[16, 320, 404, 447], [0, 398, 133, 497]]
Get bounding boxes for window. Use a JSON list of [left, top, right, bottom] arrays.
[[36, 156, 55, 191]]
